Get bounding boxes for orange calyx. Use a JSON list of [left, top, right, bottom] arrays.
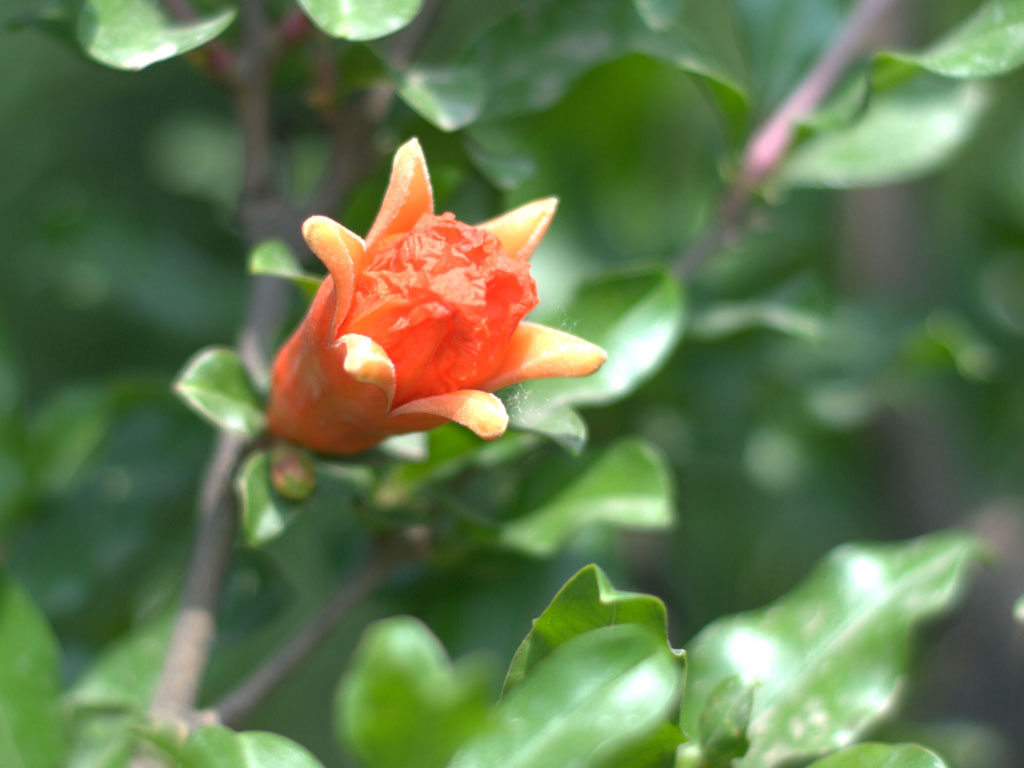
[[343, 212, 538, 405]]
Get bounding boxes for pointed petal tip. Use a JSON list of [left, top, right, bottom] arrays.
[[483, 322, 607, 391], [480, 197, 560, 261], [365, 137, 435, 247], [301, 214, 334, 244], [388, 390, 509, 441], [340, 334, 396, 408]]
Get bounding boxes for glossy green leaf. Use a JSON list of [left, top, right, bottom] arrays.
[[463, 127, 537, 190], [0, 573, 64, 768], [174, 347, 265, 437], [634, 0, 678, 30], [598, 722, 686, 768], [29, 386, 112, 496], [500, 438, 674, 557], [68, 610, 173, 712], [507, 270, 685, 441], [236, 451, 373, 546], [377, 432, 429, 462], [879, 0, 1024, 79], [237, 451, 290, 546], [248, 240, 321, 299], [503, 402, 587, 456], [451, 624, 684, 768], [806, 743, 948, 768], [297, 0, 424, 41], [503, 563, 681, 694], [64, 611, 173, 768], [399, 0, 744, 131], [690, 302, 825, 344], [397, 67, 486, 133], [698, 675, 755, 765], [337, 616, 492, 768], [179, 726, 325, 768], [679, 532, 980, 767], [780, 77, 989, 189], [76, 0, 236, 71]]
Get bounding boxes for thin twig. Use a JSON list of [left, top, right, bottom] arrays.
[[210, 540, 412, 727], [677, 0, 900, 276], [147, 432, 244, 724], [141, 0, 283, 748]]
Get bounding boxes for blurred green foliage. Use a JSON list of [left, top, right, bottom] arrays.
[[2, 0, 1024, 766]]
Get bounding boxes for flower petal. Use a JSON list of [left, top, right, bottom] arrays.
[[387, 390, 508, 440], [482, 321, 607, 391], [302, 215, 365, 332], [339, 333, 395, 409], [365, 137, 434, 249], [478, 197, 558, 261]]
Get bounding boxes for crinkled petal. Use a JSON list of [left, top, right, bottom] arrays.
[[478, 197, 558, 261], [365, 138, 434, 249], [482, 321, 607, 391], [387, 390, 508, 440], [302, 216, 365, 332], [339, 333, 395, 409]]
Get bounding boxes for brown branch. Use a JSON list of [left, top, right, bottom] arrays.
[[138, 2, 427, 757], [139, 2, 285, 755], [209, 539, 414, 728], [676, 0, 901, 277]]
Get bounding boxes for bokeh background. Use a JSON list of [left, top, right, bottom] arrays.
[[2, 0, 1022, 765]]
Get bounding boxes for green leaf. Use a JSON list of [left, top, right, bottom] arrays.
[[76, 0, 236, 71], [502, 402, 587, 456], [297, 0, 424, 41], [0, 573, 65, 768], [597, 722, 686, 768], [173, 347, 265, 437], [1014, 594, 1024, 624], [463, 127, 537, 190], [503, 563, 682, 695], [64, 611, 174, 768], [399, 0, 745, 131], [634, 0, 678, 31], [507, 269, 685, 442], [501, 438, 674, 557], [450, 624, 684, 768], [237, 451, 290, 546], [698, 675, 755, 765], [29, 386, 112, 496], [68, 610, 173, 712], [806, 743, 948, 768], [679, 532, 981, 768], [248, 241, 321, 300], [397, 67, 486, 133], [179, 726, 325, 768], [879, 0, 1024, 80], [236, 451, 373, 546], [689, 302, 826, 344], [337, 616, 492, 768], [780, 77, 989, 189], [377, 432, 429, 462]]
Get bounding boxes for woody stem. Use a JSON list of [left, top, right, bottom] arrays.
[[208, 536, 417, 727], [676, 0, 900, 276], [143, 0, 283, 739]]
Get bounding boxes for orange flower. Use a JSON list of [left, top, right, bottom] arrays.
[[267, 138, 606, 454]]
